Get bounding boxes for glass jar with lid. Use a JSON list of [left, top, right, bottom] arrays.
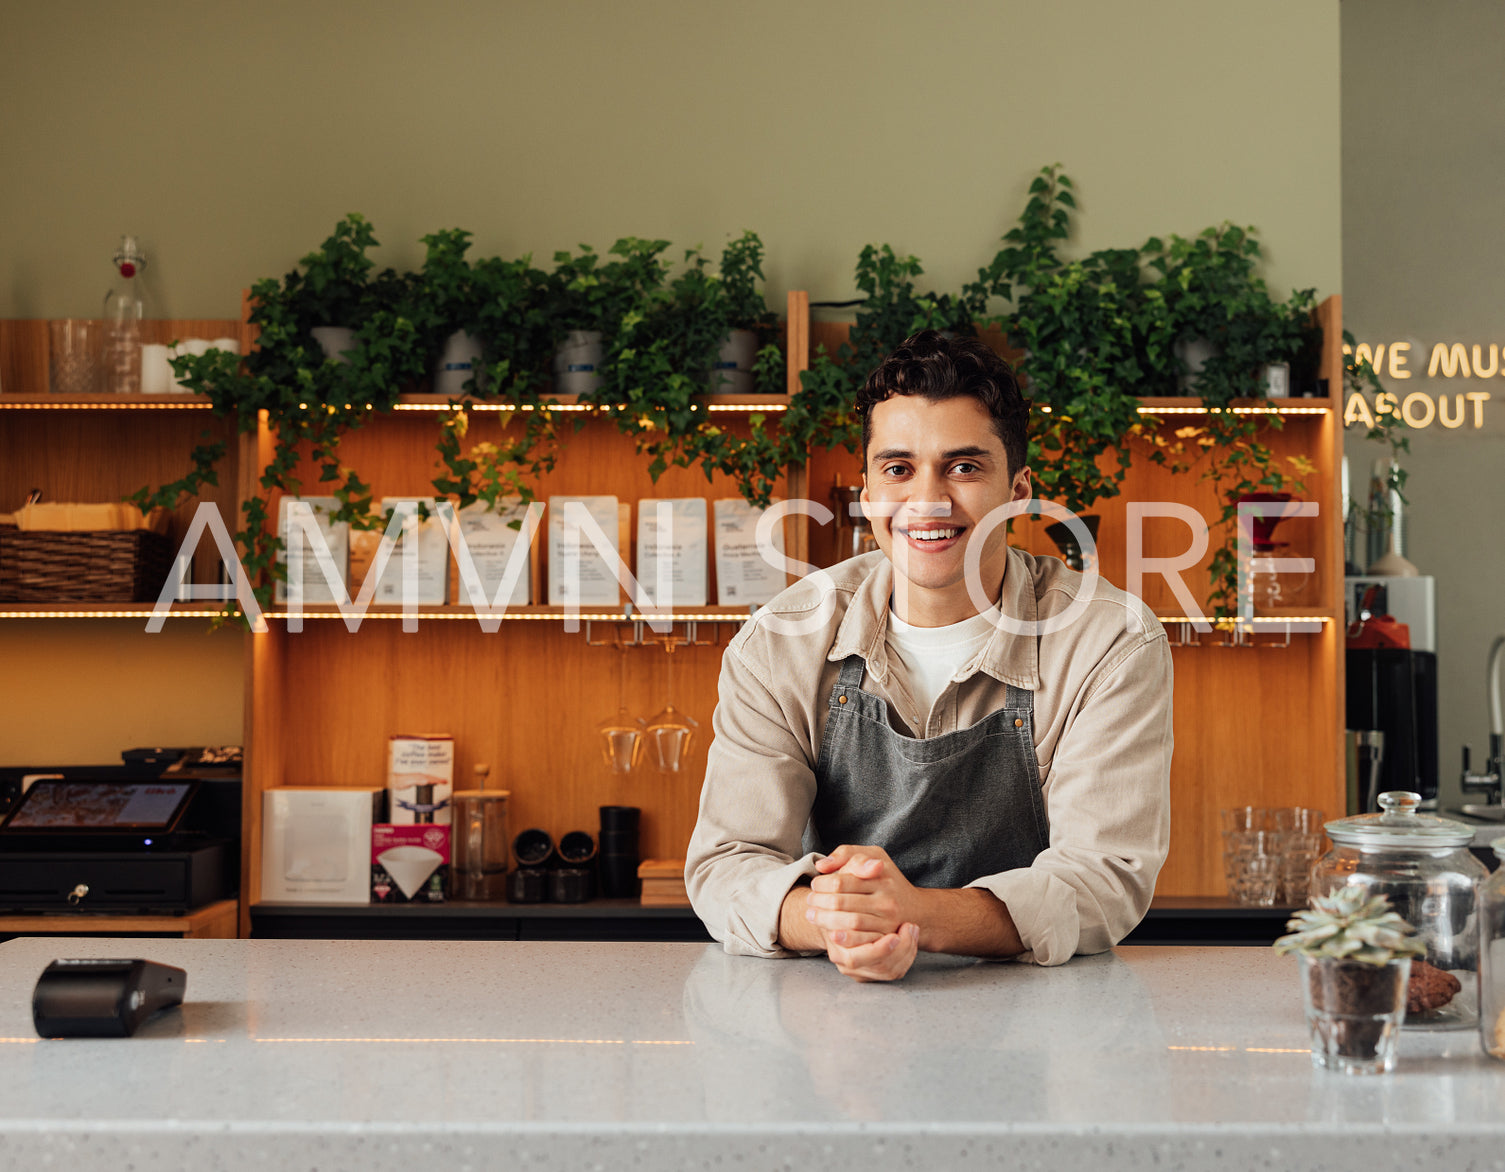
[[1310, 790, 1486, 1030], [1477, 837, 1505, 1058]]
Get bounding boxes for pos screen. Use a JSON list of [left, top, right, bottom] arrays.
[[1, 780, 196, 832]]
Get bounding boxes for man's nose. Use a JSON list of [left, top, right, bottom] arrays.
[[908, 468, 952, 516]]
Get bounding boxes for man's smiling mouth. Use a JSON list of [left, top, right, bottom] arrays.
[[900, 526, 962, 543]]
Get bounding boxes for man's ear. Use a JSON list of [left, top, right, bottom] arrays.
[[1012, 466, 1033, 503]]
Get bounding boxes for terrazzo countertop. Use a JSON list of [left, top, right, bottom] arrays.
[[1, 936, 1501, 1171]]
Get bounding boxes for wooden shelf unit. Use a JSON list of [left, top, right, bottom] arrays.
[[3, 292, 1346, 931]]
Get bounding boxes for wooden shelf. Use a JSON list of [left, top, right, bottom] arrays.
[[0, 898, 238, 939], [1133, 395, 1335, 414], [393, 391, 789, 413], [1152, 607, 1340, 624], [259, 603, 758, 623], [2, 293, 1349, 929], [0, 392, 789, 414], [0, 393, 212, 410]]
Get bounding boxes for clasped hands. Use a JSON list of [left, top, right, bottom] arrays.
[[801, 844, 924, 982]]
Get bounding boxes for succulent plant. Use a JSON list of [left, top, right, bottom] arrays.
[[1273, 886, 1427, 965]]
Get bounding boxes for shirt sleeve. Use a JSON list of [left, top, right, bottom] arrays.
[[966, 636, 1174, 966], [685, 637, 824, 957]]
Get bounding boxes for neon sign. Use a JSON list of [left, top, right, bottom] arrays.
[[1343, 341, 1495, 429]]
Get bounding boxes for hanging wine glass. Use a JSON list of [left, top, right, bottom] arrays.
[[597, 637, 644, 774], [645, 635, 698, 773]]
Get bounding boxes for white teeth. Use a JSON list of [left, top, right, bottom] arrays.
[[908, 529, 958, 542]]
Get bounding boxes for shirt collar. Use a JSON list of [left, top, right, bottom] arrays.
[[826, 546, 1041, 691]]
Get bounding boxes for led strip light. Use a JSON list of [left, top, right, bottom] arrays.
[[0, 400, 212, 411], [0, 608, 231, 619]]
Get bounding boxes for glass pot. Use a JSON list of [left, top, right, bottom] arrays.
[[1477, 837, 1505, 1059], [1311, 791, 1486, 1030]]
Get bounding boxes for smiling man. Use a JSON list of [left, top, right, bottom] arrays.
[[686, 331, 1173, 981]]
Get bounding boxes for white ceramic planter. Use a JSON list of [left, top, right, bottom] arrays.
[[708, 329, 759, 394], [310, 326, 358, 365], [1174, 336, 1219, 395], [434, 330, 485, 396], [553, 330, 604, 395], [1261, 361, 1291, 398]]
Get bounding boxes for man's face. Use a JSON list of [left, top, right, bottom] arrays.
[[859, 394, 1031, 625]]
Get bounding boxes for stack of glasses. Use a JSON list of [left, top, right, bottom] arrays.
[[1219, 806, 1327, 907]]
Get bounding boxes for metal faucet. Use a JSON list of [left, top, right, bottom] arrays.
[[1461, 635, 1505, 806]]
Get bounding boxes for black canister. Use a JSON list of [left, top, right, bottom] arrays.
[[513, 828, 555, 869], [599, 805, 640, 833], [557, 831, 598, 866], [549, 867, 594, 903], [507, 867, 547, 904], [598, 806, 641, 899]]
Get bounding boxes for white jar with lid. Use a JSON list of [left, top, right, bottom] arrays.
[[1311, 790, 1486, 1030]]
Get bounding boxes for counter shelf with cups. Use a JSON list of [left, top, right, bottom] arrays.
[[252, 894, 1309, 945]]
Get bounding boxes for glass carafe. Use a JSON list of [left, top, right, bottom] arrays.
[[1311, 791, 1486, 1030], [830, 484, 878, 564], [451, 789, 510, 901]]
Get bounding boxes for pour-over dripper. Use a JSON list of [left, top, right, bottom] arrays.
[[1236, 491, 1299, 548], [598, 707, 646, 773], [645, 704, 699, 773]]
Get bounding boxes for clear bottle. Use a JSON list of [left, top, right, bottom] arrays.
[[1478, 837, 1505, 1058], [102, 235, 147, 394]]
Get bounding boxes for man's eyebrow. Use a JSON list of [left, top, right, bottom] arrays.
[[870, 445, 995, 462]]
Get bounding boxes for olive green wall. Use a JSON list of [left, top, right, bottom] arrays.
[[1, 0, 1339, 320], [1341, 0, 1505, 811], [0, 0, 1340, 764]]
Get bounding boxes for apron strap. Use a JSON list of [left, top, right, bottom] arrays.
[[837, 654, 866, 689]]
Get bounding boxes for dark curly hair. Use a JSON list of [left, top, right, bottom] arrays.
[[856, 331, 1031, 477]]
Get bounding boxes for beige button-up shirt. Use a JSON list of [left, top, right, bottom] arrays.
[[686, 546, 1173, 966]]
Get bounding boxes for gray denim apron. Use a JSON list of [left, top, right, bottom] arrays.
[[803, 654, 1050, 888]]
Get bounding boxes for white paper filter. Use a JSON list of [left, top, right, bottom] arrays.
[[378, 845, 443, 899]]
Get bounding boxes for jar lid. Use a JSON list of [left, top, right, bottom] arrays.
[[452, 789, 510, 800], [1492, 836, 1505, 862], [1326, 791, 1476, 848]]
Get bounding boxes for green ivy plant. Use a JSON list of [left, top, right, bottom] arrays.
[[286, 213, 384, 330], [720, 229, 777, 333], [1145, 224, 1319, 404], [547, 237, 671, 338], [975, 164, 1172, 517]]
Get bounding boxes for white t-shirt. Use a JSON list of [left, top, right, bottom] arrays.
[[884, 606, 997, 727]]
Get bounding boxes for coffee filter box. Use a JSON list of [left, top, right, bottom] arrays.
[[371, 824, 450, 903], [388, 734, 453, 825], [262, 787, 384, 903]]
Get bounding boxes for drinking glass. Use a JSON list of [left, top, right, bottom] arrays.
[[49, 319, 102, 395]]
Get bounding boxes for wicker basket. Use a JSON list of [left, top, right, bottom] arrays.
[[0, 529, 174, 602]]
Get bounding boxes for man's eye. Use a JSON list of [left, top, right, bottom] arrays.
[[952, 462, 979, 475], [882, 464, 909, 477]]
